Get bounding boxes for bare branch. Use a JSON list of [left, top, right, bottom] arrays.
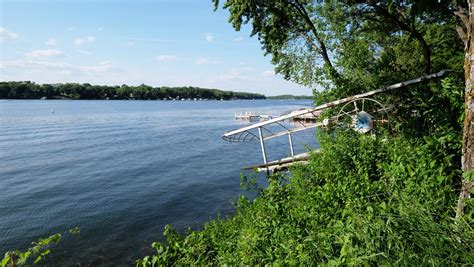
[[288, 0, 340, 78]]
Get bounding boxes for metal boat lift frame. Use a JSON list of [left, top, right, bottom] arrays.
[[222, 70, 450, 173]]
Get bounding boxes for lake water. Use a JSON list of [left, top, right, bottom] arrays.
[[0, 100, 317, 266]]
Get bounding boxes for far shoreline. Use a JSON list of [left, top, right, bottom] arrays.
[[0, 98, 313, 101]]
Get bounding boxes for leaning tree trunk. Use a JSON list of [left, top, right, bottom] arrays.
[[456, 0, 474, 218]]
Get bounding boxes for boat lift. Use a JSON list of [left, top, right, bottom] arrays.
[[222, 70, 450, 173]]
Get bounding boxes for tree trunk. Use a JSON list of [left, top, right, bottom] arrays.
[[411, 31, 431, 75], [456, 0, 474, 218]]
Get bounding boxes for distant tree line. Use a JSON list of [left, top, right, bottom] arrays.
[[0, 81, 266, 100], [267, 95, 312, 100]]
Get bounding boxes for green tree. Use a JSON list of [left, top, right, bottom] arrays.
[[214, 0, 472, 215], [213, 0, 342, 89]]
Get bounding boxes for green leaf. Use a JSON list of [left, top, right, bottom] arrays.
[[1, 255, 11, 267], [151, 255, 158, 267], [18, 250, 31, 264], [41, 249, 50, 256], [34, 255, 43, 264], [341, 243, 349, 257], [462, 170, 474, 181], [437, 175, 445, 183]]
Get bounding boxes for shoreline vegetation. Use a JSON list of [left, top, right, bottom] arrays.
[[266, 95, 313, 100], [0, 81, 265, 101], [136, 130, 474, 266]]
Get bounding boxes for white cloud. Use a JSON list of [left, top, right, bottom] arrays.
[[157, 55, 177, 62], [76, 49, 92, 55], [205, 32, 213, 42], [194, 57, 220, 65], [2, 59, 115, 74], [233, 37, 243, 42], [262, 69, 275, 77], [45, 38, 57, 46], [193, 66, 312, 96], [0, 27, 18, 41], [25, 49, 64, 59], [98, 26, 104, 31], [127, 41, 135, 47], [73, 36, 96, 46], [67, 26, 76, 31], [195, 57, 209, 65]]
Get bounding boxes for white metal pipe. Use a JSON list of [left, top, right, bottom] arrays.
[[263, 122, 322, 141], [288, 133, 294, 157], [222, 70, 449, 138], [257, 127, 268, 164]]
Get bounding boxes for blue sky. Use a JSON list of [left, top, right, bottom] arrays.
[[0, 0, 311, 96]]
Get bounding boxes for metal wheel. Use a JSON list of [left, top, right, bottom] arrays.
[[335, 98, 389, 134]]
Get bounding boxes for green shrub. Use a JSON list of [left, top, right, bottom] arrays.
[[137, 131, 473, 266]]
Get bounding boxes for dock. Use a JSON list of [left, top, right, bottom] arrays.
[[235, 111, 276, 121], [288, 108, 321, 121]]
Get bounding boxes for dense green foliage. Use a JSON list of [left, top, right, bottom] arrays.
[[0, 81, 265, 100], [137, 129, 473, 265], [311, 2, 464, 104], [214, 0, 463, 98]]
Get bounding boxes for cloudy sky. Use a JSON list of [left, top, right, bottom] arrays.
[[0, 0, 312, 96]]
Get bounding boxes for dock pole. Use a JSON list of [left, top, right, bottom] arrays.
[[257, 127, 269, 174], [258, 127, 268, 164], [288, 133, 295, 157]]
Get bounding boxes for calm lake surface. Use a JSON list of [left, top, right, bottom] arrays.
[[0, 100, 317, 266]]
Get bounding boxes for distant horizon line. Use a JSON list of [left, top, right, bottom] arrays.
[[0, 80, 313, 98]]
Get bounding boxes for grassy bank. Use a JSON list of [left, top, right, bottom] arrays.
[[137, 130, 473, 265]]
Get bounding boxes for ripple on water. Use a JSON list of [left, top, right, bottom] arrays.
[[0, 100, 317, 265]]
